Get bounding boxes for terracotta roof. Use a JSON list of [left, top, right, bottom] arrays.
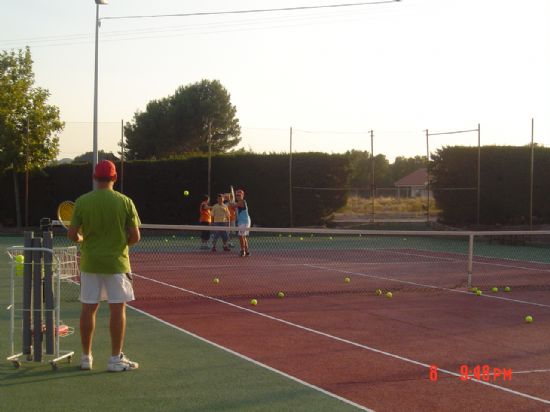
[[394, 168, 428, 187]]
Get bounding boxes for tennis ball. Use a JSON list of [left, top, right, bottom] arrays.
[[525, 315, 533, 323], [504, 286, 511, 292], [386, 291, 393, 299], [213, 278, 220, 284], [250, 299, 258, 306], [491, 287, 498, 293], [183, 190, 189, 196], [15, 255, 24, 276], [300, 237, 304, 241], [476, 290, 482, 296], [277, 291, 285, 298], [375, 289, 382, 296], [470, 287, 478, 293], [344, 277, 351, 283]]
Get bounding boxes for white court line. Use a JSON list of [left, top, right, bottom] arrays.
[[127, 305, 373, 412], [133, 274, 550, 406], [131, 258, 455, 271], [306, 264, 550, 309], [135, 245, 550, 273], [390, 247, 550, 273]]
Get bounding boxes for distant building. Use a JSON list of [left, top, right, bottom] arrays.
[[394, 168, 431, 198]]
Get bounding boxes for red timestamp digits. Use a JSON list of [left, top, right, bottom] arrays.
[[428, 365, 512, 382], [459, 364, 512, 382]]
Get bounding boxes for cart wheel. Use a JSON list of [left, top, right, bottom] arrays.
[[51, 362, 58, 370], [12, 361, 21, 369], [67, 356, 72, 364]]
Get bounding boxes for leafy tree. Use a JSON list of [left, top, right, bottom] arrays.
[[124, 79, 241, 159], [0, 47, 63, 227], [346, 150, 391, 193], [390, 155, 427, 181], [73, 150, 118, 163]]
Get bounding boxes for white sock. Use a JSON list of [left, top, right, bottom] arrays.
[[110, 354, 121, 362]]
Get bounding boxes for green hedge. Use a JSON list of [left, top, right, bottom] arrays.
[[431, 146, 550, 225], [0, 153, 349, 228]]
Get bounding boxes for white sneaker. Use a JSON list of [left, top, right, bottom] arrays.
[[80, 354, 93, 370], [108, 353, 139, 372]]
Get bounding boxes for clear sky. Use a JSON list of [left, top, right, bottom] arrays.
[[2, 0, 549, 161]]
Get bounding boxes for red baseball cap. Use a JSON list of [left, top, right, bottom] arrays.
[[94, 160, 117, 180]]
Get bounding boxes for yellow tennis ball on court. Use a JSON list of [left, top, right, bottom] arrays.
[[504, 286, 511, 292], [300, 237, 304, 241], [184, 190, 189, 196], [344, 277, 351, 283], [213, 278, 220, 284], [386, 291, 393, 299], [277, 291, 285, 298], [491, 287, 498, 293], [375, 289, 382, 296], [525, 315, 533, 324], [476, 290, 482, 296], [250, 299, 258, 306]]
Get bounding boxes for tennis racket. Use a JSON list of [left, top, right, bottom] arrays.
[[57, 200, 75, 230]]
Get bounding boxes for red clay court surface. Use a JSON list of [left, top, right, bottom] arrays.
[[130, 249, 550, 411]]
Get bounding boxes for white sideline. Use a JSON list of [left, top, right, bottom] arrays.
[[133, 273, 550, 406], [127, 304, 373, 412]]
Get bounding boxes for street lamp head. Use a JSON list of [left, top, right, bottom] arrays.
[[95, 0, 108, 5]]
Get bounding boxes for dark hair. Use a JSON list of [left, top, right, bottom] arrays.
[[202, 195, 209, 201]]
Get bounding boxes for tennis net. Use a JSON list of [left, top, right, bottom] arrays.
[[131, 225, 550, 303]]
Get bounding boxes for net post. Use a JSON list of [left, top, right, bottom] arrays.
[[467, 234, 474, 288]]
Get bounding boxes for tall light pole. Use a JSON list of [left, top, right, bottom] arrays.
[[93, 0, 108, 187]]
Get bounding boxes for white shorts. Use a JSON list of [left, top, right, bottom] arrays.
[[237, 223, 250, 236], [80, 272, 135, 304]]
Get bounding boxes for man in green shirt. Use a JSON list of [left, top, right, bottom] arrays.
[[68, 160, 141, 372]]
